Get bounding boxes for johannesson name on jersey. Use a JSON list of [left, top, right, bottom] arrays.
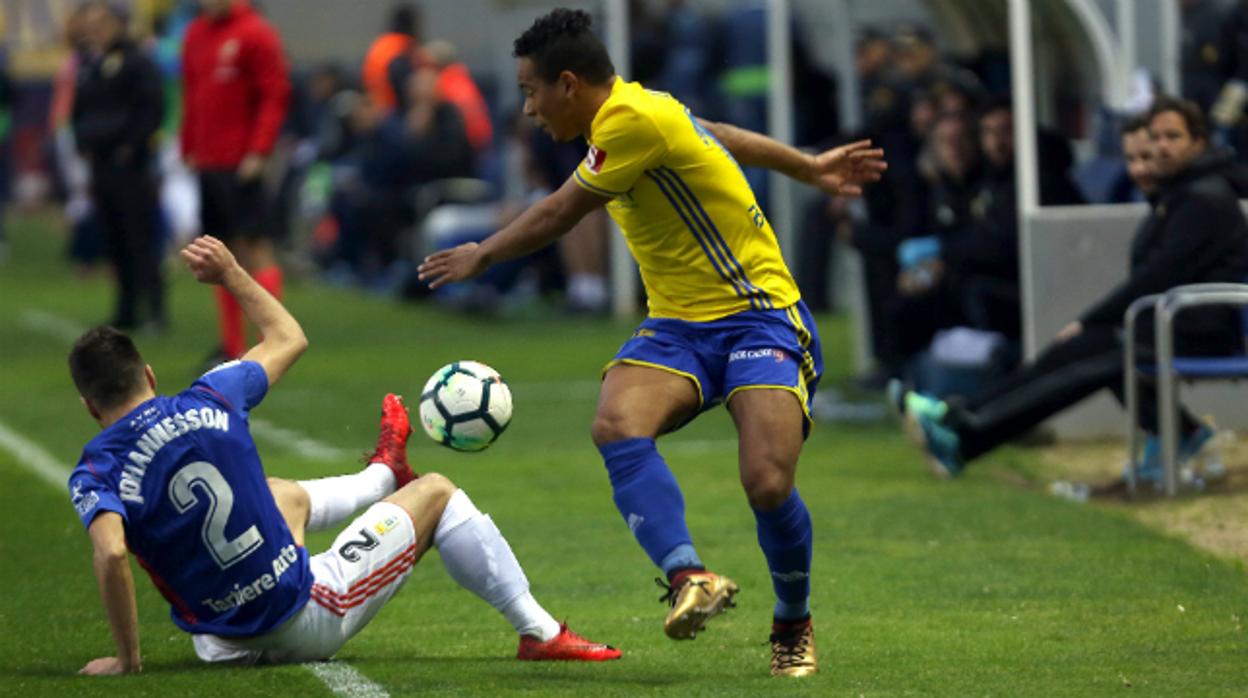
[[117, 407, 231, 504]]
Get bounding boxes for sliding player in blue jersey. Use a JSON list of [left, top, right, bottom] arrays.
[[69, 235, 619, 675]]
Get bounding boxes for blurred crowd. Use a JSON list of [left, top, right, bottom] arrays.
[[6, 0, 1248, 379]]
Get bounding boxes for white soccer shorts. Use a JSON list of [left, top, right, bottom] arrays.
[[193, 501, 419, 664]]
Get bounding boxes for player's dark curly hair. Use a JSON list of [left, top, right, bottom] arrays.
[[513, 8, 614, 85], [69, 326, 146, 409]]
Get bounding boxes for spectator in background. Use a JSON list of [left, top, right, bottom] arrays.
[[1210, 0, 1248, 152], [427, 41, 493, 156], [363, 3, 422, 115], [0, 43, 12, 263], [53, 5, 107, 272], [946, 98, 1084, 340], [327, 67, 472, 284], [182, 0, 291, 363], [879, 109, 982, 372], [73, 2, 166, 332], [1181, 0, 1230, 115], [891, 25, 980, 100], [857, 29, 905, 136], [896, 100, 1248, 482], [808, 90, 936, 388], [654, 0, 717, 118], [516, 117, 609, 313], [306, 63, 356, 162]]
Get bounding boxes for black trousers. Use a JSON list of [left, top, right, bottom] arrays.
[[947, 324, 1205, 461], [92, 160, 164, 328]]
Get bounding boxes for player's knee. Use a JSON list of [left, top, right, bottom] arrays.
[[267, 477, 309, 511], [591, 410, 642, 447], [391, 472, 457, 510], [416, 472, 457, 497], [741, 469, 793, 510]]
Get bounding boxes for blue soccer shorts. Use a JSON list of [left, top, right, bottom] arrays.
[[603, 300, 824, 436]]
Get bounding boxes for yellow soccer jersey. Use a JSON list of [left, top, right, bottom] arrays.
[[573, 79, 801, 321]]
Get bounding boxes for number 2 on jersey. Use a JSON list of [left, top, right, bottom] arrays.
[[169, 461, 264, 570]]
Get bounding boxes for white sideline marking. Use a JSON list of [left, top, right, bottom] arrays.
[[0, 418, 70, 488], [19, 308, 86, 344], [250, 418, 351, 462], [0, 419, 385, 697], [303, 662, 391, 698]]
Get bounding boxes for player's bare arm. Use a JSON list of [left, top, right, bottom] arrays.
[[697, 119, 887, 196], [180, 235, 308, 386], [418, 177, 607, 289], [81, 512, 141, 676]]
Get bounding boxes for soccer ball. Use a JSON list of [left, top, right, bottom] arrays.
[[418, 361, 513, 452]]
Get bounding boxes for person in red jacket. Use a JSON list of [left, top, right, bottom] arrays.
[[363, 3, 422, 114], [182, 0, 290, 362], [428, 40, 493, 154]]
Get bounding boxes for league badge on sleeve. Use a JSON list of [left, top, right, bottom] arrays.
[[585, 145, 607, 174]]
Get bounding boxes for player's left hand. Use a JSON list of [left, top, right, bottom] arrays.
[[238, 153, 266, 182], [418, 242, 489, 289], [181, 235, 241, 285], [79, 656, 136, 676], [808, 140, 887, 197]]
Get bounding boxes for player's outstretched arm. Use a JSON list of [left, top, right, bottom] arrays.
[[180, 235, 308, 386], [698, 119, 887, 196], [81, 513, 141, 676], [418, 177, 608, 289]]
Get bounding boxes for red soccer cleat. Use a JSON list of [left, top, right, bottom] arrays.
[[367, 393, 416, 489], [516, 623, 622, 661]]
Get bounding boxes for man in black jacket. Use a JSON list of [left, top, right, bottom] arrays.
[[895, 99, 1248, 480], [946, 98, 1086, 340], [72, 2, 165, 330]]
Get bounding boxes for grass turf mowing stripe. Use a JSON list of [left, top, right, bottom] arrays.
[[0, 414, 389, 697], [19, 307, 88, 344], [251, 417, 352, 462], [0, 417, 70, 489]]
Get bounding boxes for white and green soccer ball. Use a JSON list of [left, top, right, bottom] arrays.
[[418, 360, 513, 452]]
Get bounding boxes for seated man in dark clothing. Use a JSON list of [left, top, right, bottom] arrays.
[[894, 98, 1248, 482], [946, 98, 1085, 340], [330, 68, 474, 281], [878, 110, 983, 375]]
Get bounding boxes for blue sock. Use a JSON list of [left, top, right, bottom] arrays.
[[753, 489, 812, 621], [600, 438, 702, 576]]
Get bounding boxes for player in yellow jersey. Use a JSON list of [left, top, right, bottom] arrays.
[[418, 8, 885, 678]]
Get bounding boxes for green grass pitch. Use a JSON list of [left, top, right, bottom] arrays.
[[0, 214, 1245, 696]]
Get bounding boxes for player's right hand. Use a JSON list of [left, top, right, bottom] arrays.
[[417, 242, 488, 289], [79, 656, 138, 676], [181, 235, 241, 285]]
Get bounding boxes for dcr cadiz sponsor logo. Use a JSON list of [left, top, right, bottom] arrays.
[[728, 348, 786, 363]]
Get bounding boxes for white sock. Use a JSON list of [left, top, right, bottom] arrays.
[[434, 489, 561, 642], [298, 463, 395, 532]]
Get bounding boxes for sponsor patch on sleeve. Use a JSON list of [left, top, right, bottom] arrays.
[[585, 145, 607, 174]]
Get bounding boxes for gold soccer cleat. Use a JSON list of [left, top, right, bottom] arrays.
[[770, 619, 817, 677], [656, 571, 739, 640]]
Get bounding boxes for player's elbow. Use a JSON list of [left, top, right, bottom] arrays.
[[272, 324, 309, 358], [288, 327, 310, 357], [93, 541, 129, 566]]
